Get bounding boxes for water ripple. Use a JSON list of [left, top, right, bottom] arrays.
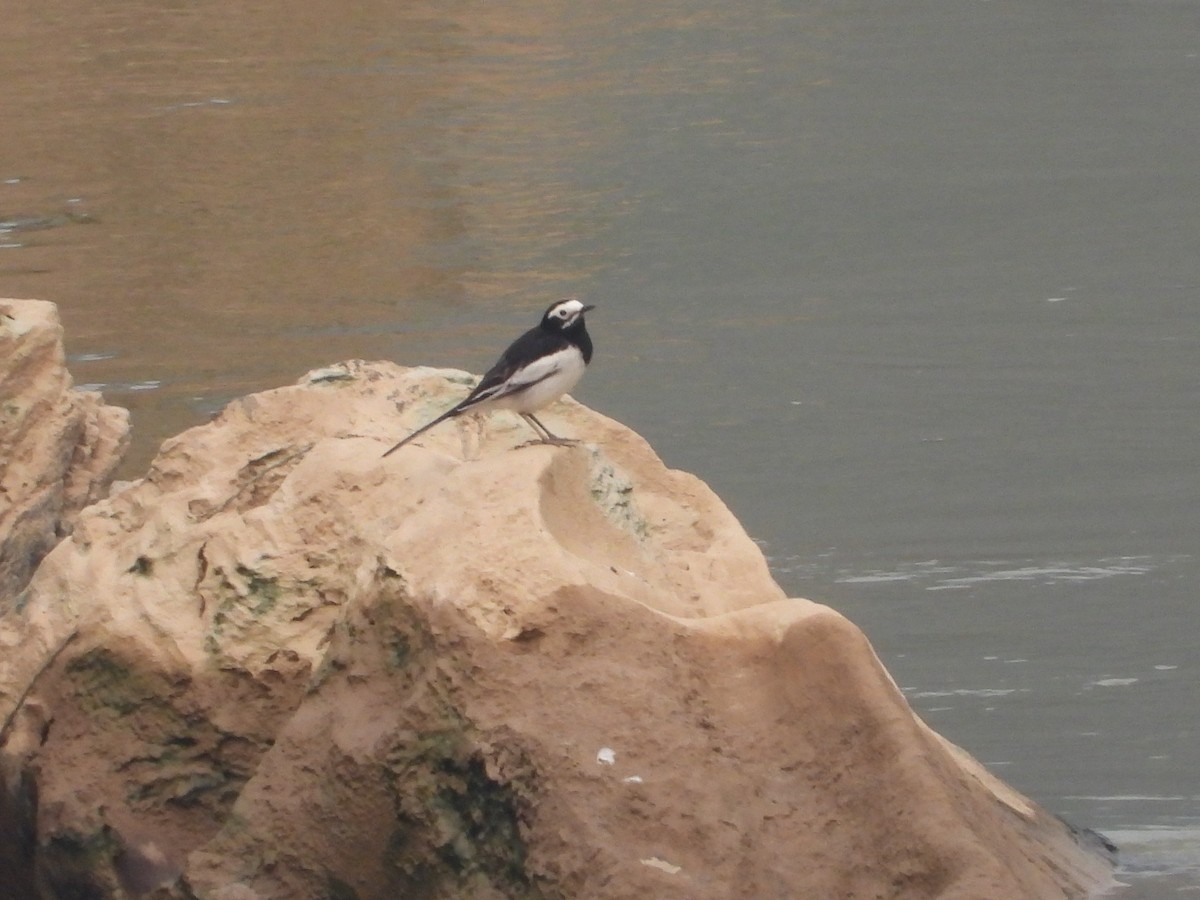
[[763, 554, 1180, 593]]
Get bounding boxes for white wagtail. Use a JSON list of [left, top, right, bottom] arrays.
[[382, 297, 595, 456]]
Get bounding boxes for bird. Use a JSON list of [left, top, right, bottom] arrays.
[[382, 297, 595, 456]]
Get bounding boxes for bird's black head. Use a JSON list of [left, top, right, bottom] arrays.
[[540, 297, 594, 332]]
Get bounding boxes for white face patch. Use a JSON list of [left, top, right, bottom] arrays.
[[550, 298, 585, 324]]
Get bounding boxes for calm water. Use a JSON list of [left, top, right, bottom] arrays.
[[3, 0, 1198, 893]]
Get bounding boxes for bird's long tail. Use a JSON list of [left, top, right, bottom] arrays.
[[381, 404, 464, 457]]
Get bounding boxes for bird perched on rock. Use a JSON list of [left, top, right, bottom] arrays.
[[382, 297, 595, 456]]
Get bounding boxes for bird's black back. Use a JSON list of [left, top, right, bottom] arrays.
[[465, 314, 592, 402], [380, 300, 593, 455]]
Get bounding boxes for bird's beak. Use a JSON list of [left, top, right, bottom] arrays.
[[582, 304, 596, 313]]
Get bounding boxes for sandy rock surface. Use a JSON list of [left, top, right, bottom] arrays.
[[0, 301, 130, 607], [0, 299, 130, 604], [0, 358, 1114, 899]]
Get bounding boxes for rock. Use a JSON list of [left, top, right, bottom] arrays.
[[0, 299, 130, 604], [0, 360, 1115, 899]]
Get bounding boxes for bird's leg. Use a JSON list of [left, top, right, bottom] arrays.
[[518, 413, 551, 441], [522, 412, 578, 446]]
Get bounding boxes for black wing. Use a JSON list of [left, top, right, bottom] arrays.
[[455, 326, 568, 411], [381, 324, 566, 457]]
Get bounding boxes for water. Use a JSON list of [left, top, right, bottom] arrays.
[[3, 0, 1197, 893]]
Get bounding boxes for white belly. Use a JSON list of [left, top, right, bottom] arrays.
[[490, 346, 587, 414]]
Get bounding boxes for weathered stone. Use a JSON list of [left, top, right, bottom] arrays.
[[0, 299, 129, 604], [0, 360, 1115, 899]]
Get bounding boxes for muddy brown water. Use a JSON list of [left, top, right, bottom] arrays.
[[3, 0, 1198, 894]]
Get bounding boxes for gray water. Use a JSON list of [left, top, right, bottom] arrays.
[[3, 0, 1197, 893]]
